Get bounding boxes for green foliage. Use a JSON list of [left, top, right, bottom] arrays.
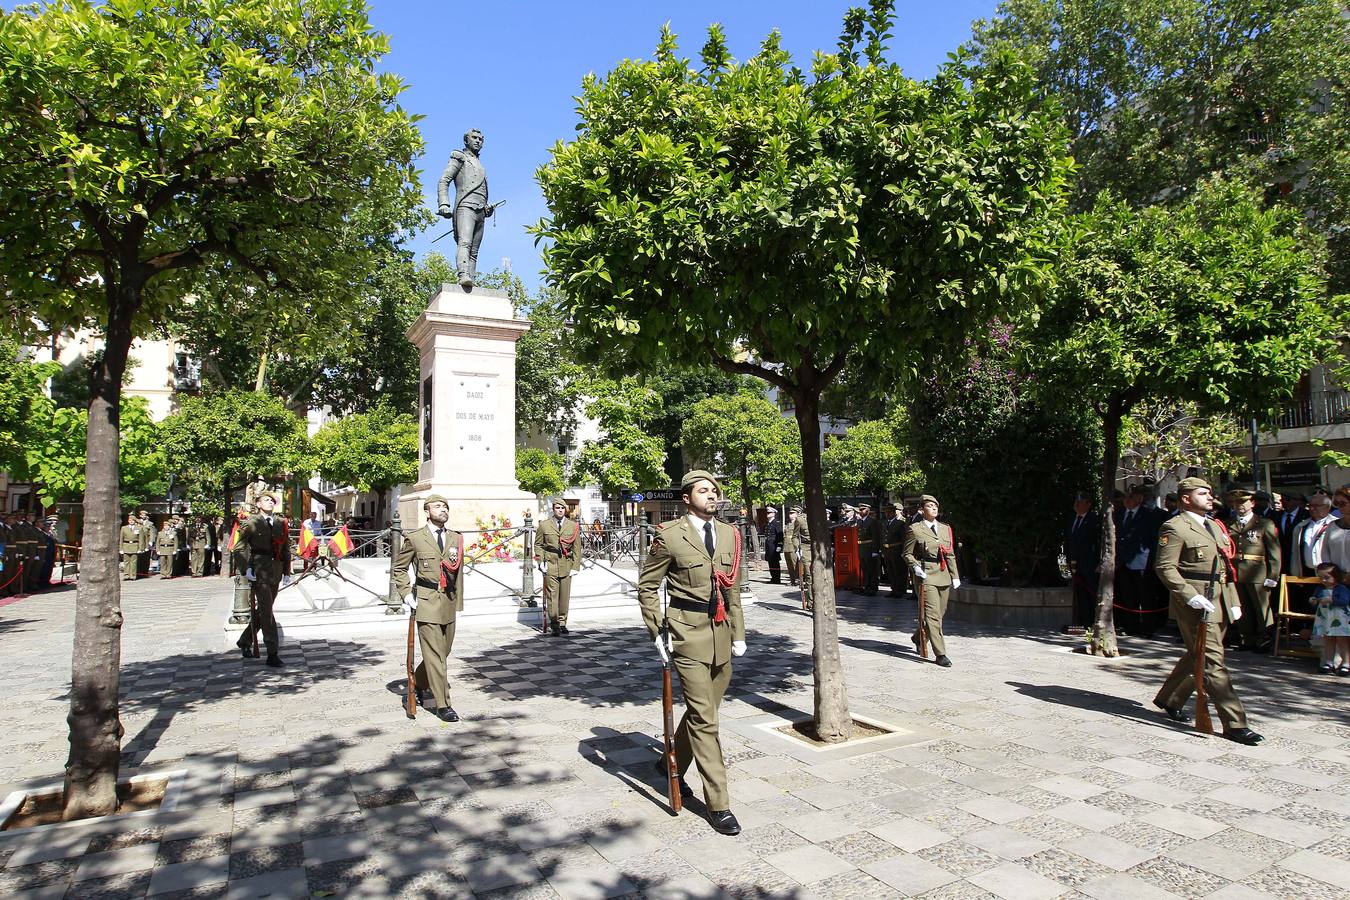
[[569, 378, 667, 495], [515, 288, 584, 443], [822, 411, 923, 498], [0, 336, 59, 474], [644, 364, 742, 479], [910, 328, 1100, 584], [22, 396, 165, 506], [1120, 400, 1246, 484], [680, 390, 801, 509], [311, 404, 417, 495], [160, 390, 311, 495], [515, 448, 567, 498]]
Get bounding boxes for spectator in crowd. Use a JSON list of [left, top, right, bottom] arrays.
[[1064, 491, 1100, 631], [1289, 492, 1335, 614], [156, 518, 178, 579], [762, 506, 784, 585], [1225, 489, 1280, 653], [1254, 490, 1276, 521], [136, 510, 153, 576], [1319, 487, 1350, 572], [38, 517, 57, 588], [1277, 493, 1309, 574], [1163, 492, 1179, 516], [207, 515, 222, 576], [1311, 562, 1350, 674], [856, 502, 882, 596]]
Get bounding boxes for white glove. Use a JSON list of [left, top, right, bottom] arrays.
[[654, 634, 671, 665], [1187, 595, 1215, 613], [913, 565, 927, 580], [1230, 606, 1243, 621], [245, 567, 256, 583], [952, 578, 962, 590], [1262, 578, 1278, 589], [731, 640, 746, 657], [405, 594, 418, 611]]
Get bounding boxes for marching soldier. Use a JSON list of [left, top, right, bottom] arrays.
[[856, 502, 882, 596], [789, 503, 812, 610], [1152, 477, 1263, 744], [1225, 489, 1280, 652], [190, 516, 210, 577], [883, 503, 910, 599], [119, 513, 142, 580], [156, 519, 178, 578], [234, 491, 291, 667], [536, 498, 581, 636], [392, 494, 465, 722], [903, 494, 961, 667], [639, 471, 746, 836]]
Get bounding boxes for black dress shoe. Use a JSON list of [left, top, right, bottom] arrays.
[[652, 760, 693, 798], [239, 645, 257, 659], [1224, 727, 1263, 745], [436, 707, 460, 723], [550, 622, 561, 636], [265, 654, 283, 667], [708, 809, 741, 835], [935, 655, 952, 668], [559, 624, 570, 635], [1154, 701, 1191, 723]]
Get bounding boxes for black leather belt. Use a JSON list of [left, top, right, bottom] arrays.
[[669, 597, 710, 613], [415, 576, 446, 590], [1189, 573, 1227, 583]]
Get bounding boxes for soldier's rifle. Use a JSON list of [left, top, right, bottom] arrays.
[[658, 584, 682, 814], [429, 199, 507, 244], [912, 566, 929, 659], [405, 609, 418, 719], [1194, 554, 1219, 736]]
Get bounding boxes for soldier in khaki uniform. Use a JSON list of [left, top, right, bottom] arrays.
[[536, 498, 581, 636], [788, 503, 812, 610], [883, 503, 910, 599], [156, 520, 178, 578], [1224, 489, 1280, 652], [1153, 477, 1263, 745], [136, 510, 153, 576], [393, 494, 465, 722], [856, 502, 883, 596], [119, 513, 142, 580], [639, 471, 746, 836], [234, 491, 291, 666], [190, 516, 210, 577], [903, 494, 960, 667]]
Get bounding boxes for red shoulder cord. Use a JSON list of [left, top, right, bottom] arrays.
[[273, 519, 288, 558], [439, 532, 465, 591], [937, 525, 954, 572], [558, 520, 578, 558], [1212, 519, 1237, 584], [711, 530, 742, 624]]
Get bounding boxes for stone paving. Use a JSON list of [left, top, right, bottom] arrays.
[[1, 573, 1348, 899]]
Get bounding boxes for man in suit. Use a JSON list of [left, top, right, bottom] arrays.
[[639, 471, 746, 836], [536, 497, 581, 636], [1225, 489, 1281, 652], [1152, 477, 1263, 745], [1288, 491, 1334, 614], [883, 503, 910, 599], [119, 513, 142, 580], [1276, 493, 1309, 574], [393, 494, 465, 722], [1064, 491, 1100, 629], [1116, 485, 1164, 636], [436, 128, 493, 289], [855, 502, 883, 596], [234, 491, 292, 666], [904, 494, 961, 667], [762, 506, 785, 585]]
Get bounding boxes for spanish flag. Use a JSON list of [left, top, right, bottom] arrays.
[[298, 522, 318, 559], [228, 523, 241, 551], [329, 524, 354, 558]]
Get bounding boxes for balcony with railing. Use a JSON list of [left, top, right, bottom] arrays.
[[1277, 390, 1350, 430]]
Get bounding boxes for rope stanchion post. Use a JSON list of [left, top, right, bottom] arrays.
[[521, 512, 535, 600], [13, 562, 26, 599], [384, 511, 404, 616]]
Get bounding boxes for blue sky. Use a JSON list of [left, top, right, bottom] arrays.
[[367, 1, 1001, 293]]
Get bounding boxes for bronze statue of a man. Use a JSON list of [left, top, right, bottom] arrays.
[[437, 128, 493, 289]]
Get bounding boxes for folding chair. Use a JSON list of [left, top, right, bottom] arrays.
[[1273, 574, 1320, 659]]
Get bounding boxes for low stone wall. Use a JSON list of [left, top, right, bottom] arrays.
[[949, 583, 1072, 629]]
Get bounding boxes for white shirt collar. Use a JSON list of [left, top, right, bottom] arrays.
[[689, 515, 715, 549], [1183, 510, 1207, 527], [1237, 513, 1252, 526]]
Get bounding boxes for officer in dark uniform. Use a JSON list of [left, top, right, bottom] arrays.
[[883, 503, 910, 599], [855, 502, 883, 596]]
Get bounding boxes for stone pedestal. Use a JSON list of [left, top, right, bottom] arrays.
[[400, 283, 536, 532]]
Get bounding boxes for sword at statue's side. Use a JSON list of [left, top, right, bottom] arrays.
[[429, 199, 507, 244]]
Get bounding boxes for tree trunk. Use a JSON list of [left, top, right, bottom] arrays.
[[376, 487, 387, 529], [1091, 395, 1124, 657], [254, 334, 271, 392], [796, 390, 853, 742], [63, 286, 134, 820]]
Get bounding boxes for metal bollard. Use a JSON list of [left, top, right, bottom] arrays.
[[521, 513, 535, 600], [230, 573, 252, 624], [384, 512, 404, 615], [638, 514, 650, 571]]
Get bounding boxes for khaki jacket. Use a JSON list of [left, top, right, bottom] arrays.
[[1228, 514, 1280, 584], [788, 515, 811, 561], [190, 524, 210, 550], [1154, 513, 1239, 627], [157, 527, 178, 555], [536, 516, 581, 578], [639, 517, 745, 666], [904, 519, 959, 587], [119, 525, 142, 554], [393, 525, 466, 625], [238, 514, 291, 581]]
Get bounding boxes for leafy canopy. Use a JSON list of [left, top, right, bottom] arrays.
[[159, 390, 311, 494], [568, 377, 667, 496], [515, 448, 567, 499], [21, 396, 165, 507], [821, 411, 922, 499], [311, 403, 417, 494], [680, 390, 802, 508]]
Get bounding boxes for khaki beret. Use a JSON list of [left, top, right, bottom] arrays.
[[1176, 477, 1211, 495], [1226, 489, 1253, 503], [423, 493, 449, 508], [256, 490, 278, 502], [547, 496, 569, 508], [680, 470, 721, 493], [919, 494, 939, 505]]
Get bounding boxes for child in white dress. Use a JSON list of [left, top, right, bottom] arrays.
[[1313, 562, 1350, 674]]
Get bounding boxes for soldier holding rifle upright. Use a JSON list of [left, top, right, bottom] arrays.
[[904, 494, 960, 667], [1152, 477, 1263, 744], [234, 491, 292, 667], [788, 504, 812, 611], [639, 471, 746, 836], [392, 494, 465, 723], [536, 497, 581, 636]]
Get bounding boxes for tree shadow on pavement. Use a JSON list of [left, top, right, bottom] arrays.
[[0, 616, 41, 636], [1006, 680, 1190, 734]]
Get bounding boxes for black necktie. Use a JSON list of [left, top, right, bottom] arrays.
[[704, 520, 715, 557], [1073, 515, 1082, 532], [1125, 510, 1133, 527], [436, 528, 445, 552], [1204, 520, 1216, 539]]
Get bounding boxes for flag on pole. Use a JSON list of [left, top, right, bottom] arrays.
[[298, 522, 318, 559], [228, 523, 241, 551], [330, 524, 354, 558]]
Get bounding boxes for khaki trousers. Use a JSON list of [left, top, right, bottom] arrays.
[[912, 581, 951, 657], [158, 553, 173, 577], [1235, 582, 1273, 648], [544, 572, 572, 625], [672, 654, 733, 810], [239, 558, 282, 655], [415, 620, 457, 709], [1155, 614, 1247, 730], [121, 553, 138, 579], [191, 548, 206, 576]]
